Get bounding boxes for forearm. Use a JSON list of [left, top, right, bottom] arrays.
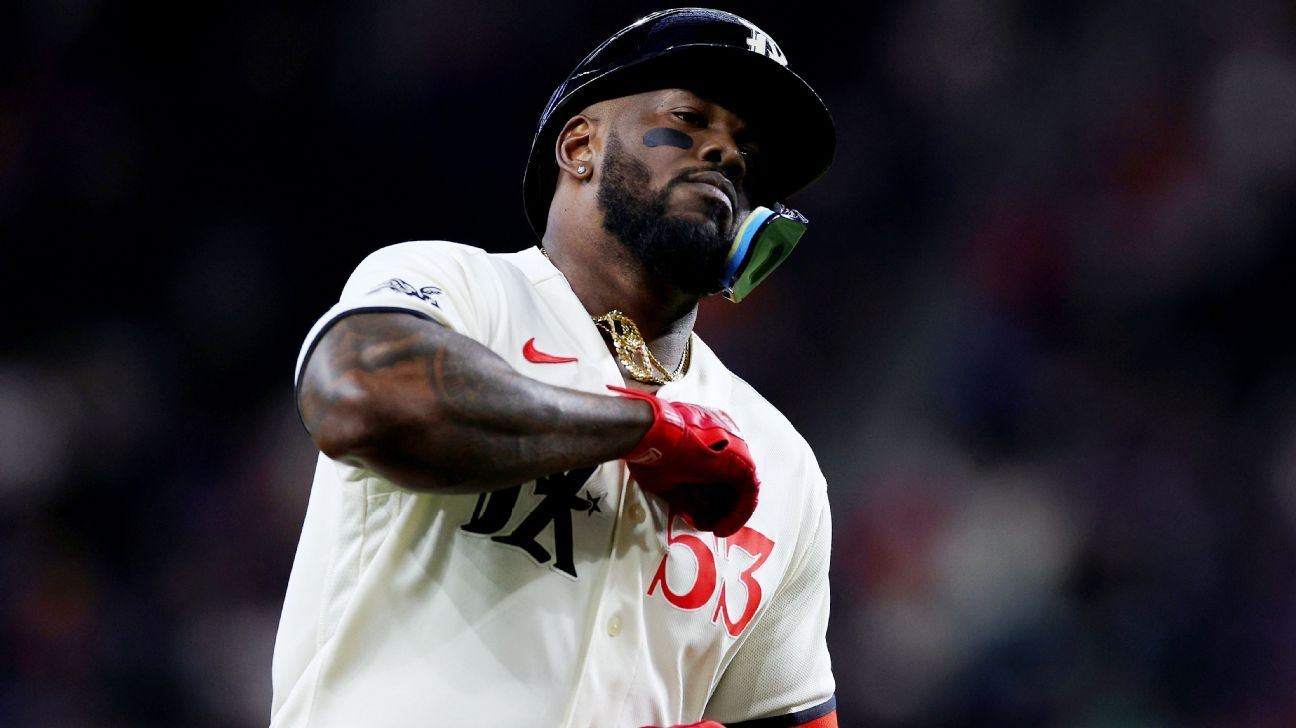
[[299, 312, 651, 494]]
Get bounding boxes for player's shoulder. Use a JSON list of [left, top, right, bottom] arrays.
[[354, 240, 544, 286], [359, 239, 491, 266], [730, 375, 817, 457], [696, 343, 826, 495], [369, 240, 543, 274], [693, 339, 800, 436]]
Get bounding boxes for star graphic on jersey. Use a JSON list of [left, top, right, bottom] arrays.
[[583, 492, 602, 516]]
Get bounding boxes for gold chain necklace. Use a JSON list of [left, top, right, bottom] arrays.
[[592, 310, 691, 385], [540, 247, 690, 385]]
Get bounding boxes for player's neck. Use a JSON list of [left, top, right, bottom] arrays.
[[541, 230, 698, 368]]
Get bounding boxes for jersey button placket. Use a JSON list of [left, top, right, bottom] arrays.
[[626, 501, 646, 524], [561, 466, 644, 724]]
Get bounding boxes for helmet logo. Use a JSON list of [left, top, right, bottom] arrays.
[[740, 20, 788, 66]]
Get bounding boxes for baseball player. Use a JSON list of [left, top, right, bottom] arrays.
[[271, 8, 837, 727]]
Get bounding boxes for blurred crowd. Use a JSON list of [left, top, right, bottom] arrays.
[[3, 1, 1294, 726]]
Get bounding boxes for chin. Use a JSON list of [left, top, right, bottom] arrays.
[[669, 212, 724, 240], [673, 202, 736, 240], [655, 223, 733, 295]]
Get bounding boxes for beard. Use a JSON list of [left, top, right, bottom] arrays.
[[596, 132, 734, 296]]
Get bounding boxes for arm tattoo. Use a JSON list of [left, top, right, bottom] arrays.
[[296, 310, 646, 492], [300, 313, 444, 435]]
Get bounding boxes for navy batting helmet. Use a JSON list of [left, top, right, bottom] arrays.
[[522, 7, 836, 238]]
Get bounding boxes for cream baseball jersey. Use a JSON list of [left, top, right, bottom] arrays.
[[271, 242, 835, 728]]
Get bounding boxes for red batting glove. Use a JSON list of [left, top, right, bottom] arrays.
[[609, 385, 758, 537]]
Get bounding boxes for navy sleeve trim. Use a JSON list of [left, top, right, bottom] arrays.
[[293, 306, 439, 432], [726, 696, 836, 728]]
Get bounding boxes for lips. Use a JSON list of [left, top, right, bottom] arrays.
[[686, 171, 737, 213]]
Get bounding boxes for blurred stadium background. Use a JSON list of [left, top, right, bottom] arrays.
[[3, 1, 1296, 725]]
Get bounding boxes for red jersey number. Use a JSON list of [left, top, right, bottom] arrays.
[[712, 526, 774, 637], [648, 512, 775, 636], [647, 512, 717, 610]]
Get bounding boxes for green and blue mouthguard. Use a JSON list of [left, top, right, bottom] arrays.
[[720, 204, 809, 303]]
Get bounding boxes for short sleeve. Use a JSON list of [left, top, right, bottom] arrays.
[[294, 240, 497, 389], [704, 492, 836, 726]]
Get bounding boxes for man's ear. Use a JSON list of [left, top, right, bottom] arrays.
[[555, 115, 597, 182]]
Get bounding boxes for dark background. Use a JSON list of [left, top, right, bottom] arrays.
[[4, 1, 1296, 725]]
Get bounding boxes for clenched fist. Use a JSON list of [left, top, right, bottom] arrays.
[[609, 386, 758, 537]]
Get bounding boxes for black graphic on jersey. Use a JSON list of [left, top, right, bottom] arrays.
[[368, 278, 442, 307], [461, 485, 521, 536], [460, 466, 597, 578]]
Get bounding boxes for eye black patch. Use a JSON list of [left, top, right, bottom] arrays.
[[643, 127, 694, 150]]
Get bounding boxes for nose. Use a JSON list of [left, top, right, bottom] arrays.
[[697, 130, 747, 184]]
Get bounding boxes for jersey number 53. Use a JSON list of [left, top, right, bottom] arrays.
[[648, 512, 775, 637]]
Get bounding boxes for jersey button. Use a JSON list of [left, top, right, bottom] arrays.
[[607, 615, 623, 637], [627, 502, 645, 524]]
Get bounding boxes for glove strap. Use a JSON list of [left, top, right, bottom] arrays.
[[607, 385, 684, 465]]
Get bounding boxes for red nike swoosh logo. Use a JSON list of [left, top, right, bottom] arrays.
[[523, 338, 578, 364]]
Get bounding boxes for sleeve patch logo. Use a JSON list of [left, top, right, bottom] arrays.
[[369, 278, 442, 308]]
